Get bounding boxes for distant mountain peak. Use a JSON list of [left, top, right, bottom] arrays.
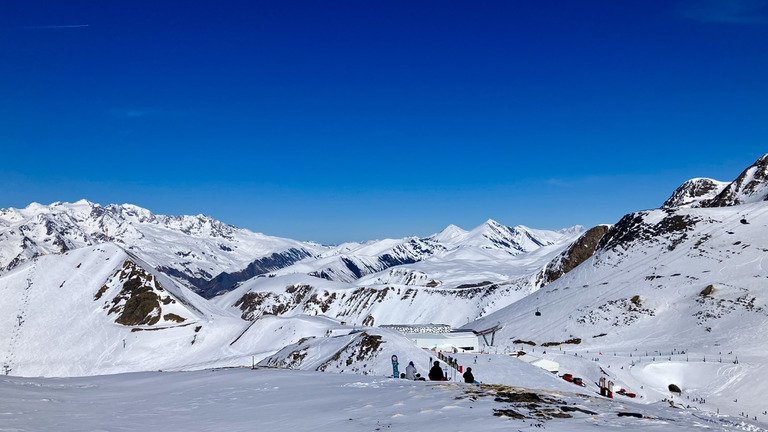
[[0, 201, 324, 296], [429, 224, 468, 244]]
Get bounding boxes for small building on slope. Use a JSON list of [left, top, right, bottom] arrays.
[[380, 324, 480, 352]]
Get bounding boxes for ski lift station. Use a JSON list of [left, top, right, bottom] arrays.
[[380, 324, 481, 353]]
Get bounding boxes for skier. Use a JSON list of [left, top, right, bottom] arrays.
[[428, 361, 445, 381], [405, 361, 417, 380], [463, 367, 475, 384]]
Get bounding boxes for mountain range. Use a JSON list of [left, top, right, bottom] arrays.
[[1, 153, 767, 423]]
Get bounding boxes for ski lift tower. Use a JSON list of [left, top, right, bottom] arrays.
[[475, 323, 502, 347]]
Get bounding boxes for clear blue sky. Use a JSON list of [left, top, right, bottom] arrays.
[[1, 1, 767, 244]]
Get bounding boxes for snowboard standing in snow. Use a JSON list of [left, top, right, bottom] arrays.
[[391, 355, 399, 378]]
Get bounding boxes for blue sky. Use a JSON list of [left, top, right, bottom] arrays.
[[1, 1, 767, 244]]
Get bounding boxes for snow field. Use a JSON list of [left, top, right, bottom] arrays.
[[1, 368, 765, 432]]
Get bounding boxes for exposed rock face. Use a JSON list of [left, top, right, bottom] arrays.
[[259, 331, 385, 375], [662, 178, 728, 209], [598, 210, 700, 252], [663, 154, 768, 209], [102, 261, 183, 326], [536, 225, 610, 286], [234, 284, 320, 320], [709, 154, 768, 207]]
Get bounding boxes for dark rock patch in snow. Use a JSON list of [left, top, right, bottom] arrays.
[[537, 225, 610, 286]]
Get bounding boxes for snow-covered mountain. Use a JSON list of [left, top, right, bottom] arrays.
[[3, 153, 768, 427], [266, 219, 578, 284], [0, 200, 323, 298], [661, 178, 729, 209], [0, 201, 578, 298], [0, 243, 229, 376], [0, 201, 585, 376], [465, 154, 768, 420], [709, 153, 768, 206], [213, 222, 584, 328], [471, 202, 768, 348], [662, 154, 768, 209], [283, 236, 447, 283], [427, 219, 575, 253]]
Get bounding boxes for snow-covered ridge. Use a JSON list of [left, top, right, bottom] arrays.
[[470, 200, 768, 420], [0, 200, 582, 298], [662, 178, 729, 209], [278, 220, 582, 285], [710, 153, 768, 206], [0, 200, 325, 297], [0, 243, 232, 376], [663, 153, 768, 209]]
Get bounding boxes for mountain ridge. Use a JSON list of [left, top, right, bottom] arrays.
[[2, 153, 768, 423], [0, 200, 579, 297]]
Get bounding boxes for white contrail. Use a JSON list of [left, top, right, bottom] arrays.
[[19, 24, 89, 29]]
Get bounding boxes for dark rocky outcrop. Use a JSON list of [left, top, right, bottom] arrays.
[[709, 154, 768, 207], [662, 178, 727, 209], [106, 261, 182, 326], [663, 154, 768, 209], [598, 210, 700, 252], [537, 225, 610, 286]]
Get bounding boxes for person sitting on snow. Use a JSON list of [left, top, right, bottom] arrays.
[[428, 361, 445, 381], [463, 367, 475, 384], [405, 361, 417, 380]]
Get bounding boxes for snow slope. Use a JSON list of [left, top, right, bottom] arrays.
[[1, 368, 764, 432], [0, 244, 358, 377], [468, 201, 768, 420]]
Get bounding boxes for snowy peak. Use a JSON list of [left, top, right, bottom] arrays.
[[663, 154, 768, 209], [288, 220, 581, 284], [0, 201, 325, 297], [428, 224, 469, 244], [293, 236, 445, 283], [0, 201, 583, 297], [465, 219, 568, 254], [427, 220, 561, 252], [471, 200, 768, 364], [709, 153, 768, 207], [661, 178, 728, 209]]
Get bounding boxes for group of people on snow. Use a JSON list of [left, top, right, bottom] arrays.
[[404, 360, 475, 384]]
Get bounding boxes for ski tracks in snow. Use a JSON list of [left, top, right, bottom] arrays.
[[3, 272, 34, 374]]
